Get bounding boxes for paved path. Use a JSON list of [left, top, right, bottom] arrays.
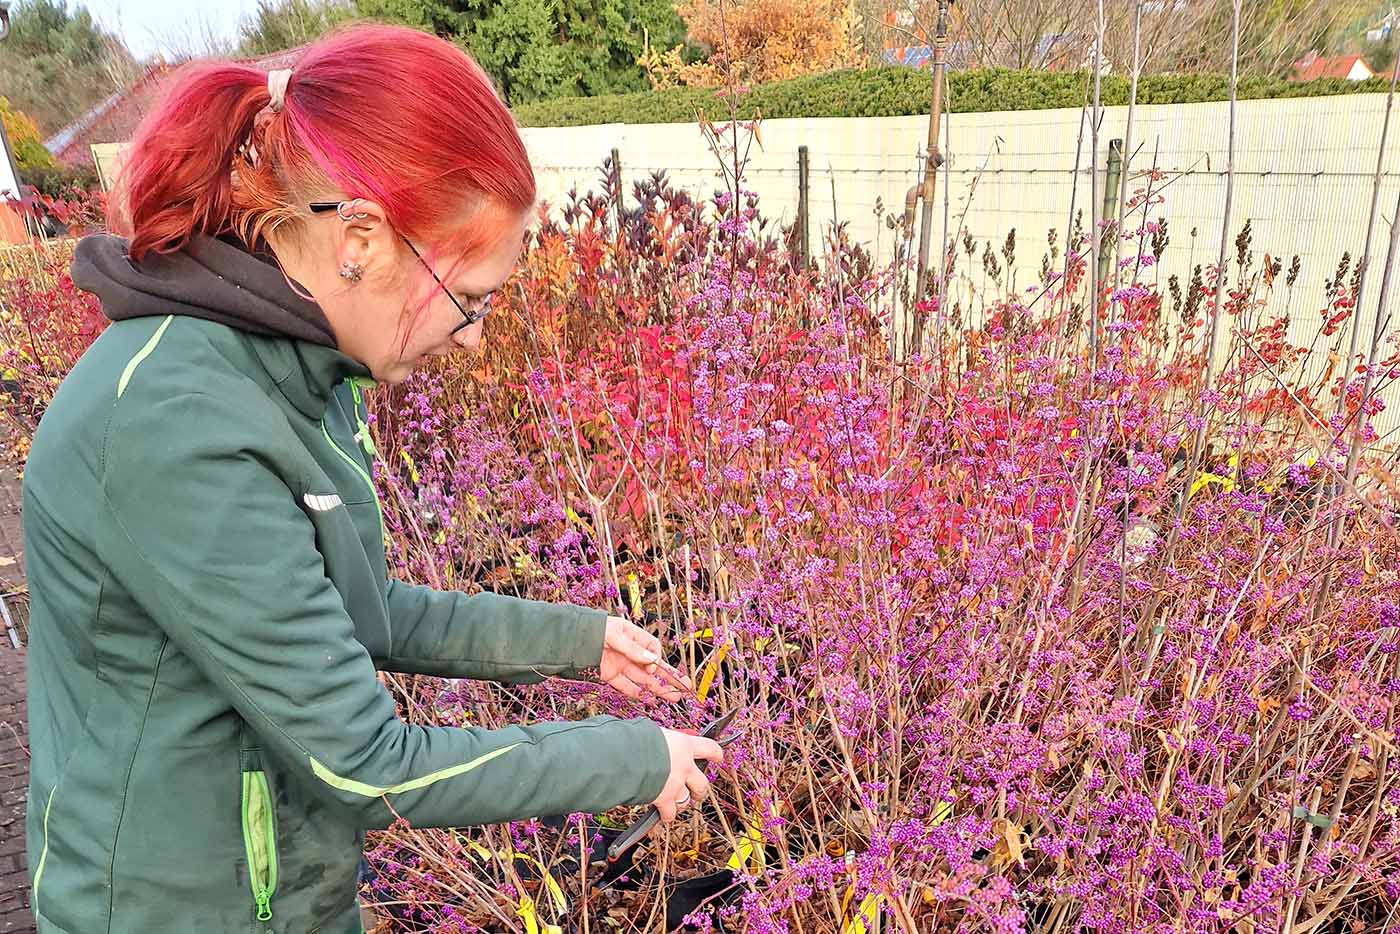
[[0, 468, 20, 595], [0, 645, 30, 934], [0, 469, 32, 934]]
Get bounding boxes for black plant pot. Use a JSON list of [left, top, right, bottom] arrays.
[[540, 814, 745, 932], [663, 868, 741, 931]]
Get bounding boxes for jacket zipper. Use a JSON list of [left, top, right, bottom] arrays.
[[322, 379, 385, 537], [241, 771, 279, 922]]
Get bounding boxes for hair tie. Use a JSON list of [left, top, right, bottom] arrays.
[[267, 69, 292, 113]]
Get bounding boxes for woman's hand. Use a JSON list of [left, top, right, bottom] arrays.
[[652, 727, 725, 823], [600, 615, 693, 702]]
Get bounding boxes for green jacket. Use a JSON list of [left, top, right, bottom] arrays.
[[24, 234, 670, 934]]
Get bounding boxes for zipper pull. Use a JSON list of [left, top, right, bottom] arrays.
[[255, 889, 273, 922], [349, 380, 377, 459]]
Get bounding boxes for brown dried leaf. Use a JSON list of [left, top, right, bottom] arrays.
[[991, 818, 1028, 870]]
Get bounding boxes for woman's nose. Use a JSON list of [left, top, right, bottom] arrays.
[[452, 320, 483, 350]]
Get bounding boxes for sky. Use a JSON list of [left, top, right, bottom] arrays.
[[75, 0, 266, 61]]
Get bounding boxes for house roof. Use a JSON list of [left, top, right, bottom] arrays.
[[44, 49, 302, 170], [1292, 53, 1374, 82]]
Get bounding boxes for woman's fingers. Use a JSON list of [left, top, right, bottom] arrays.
[[635, 660, 688, 697], [654, 779, 682, 823], [609, 672, 644, 699], [651, 659, 693, 693], [604, 616, 697, 699], [656, 729, 726, 824], [691, 736, 725, 765], [631, 627, 663, 661], [618, 660, 689, 700], [683, 769, 711, 806]]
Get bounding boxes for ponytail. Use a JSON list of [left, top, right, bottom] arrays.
[[118, 62, 277, 259]]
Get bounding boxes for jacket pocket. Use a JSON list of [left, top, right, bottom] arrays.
[[241, 769, 280, 924]]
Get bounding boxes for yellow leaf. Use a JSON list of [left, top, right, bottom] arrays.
[[398, 449, 419, 485], [511, 853, 567, 913], [516, 896, 562, 934], [696, 643, 729, 702], [843, 893, 883, 934], [726, 817, 765, 872], [687, 628, 715, 643], [931, 794, 954, 826], [455, 835, 493, 863], [1363, 546, 1375, 576], [626, 573, 642, 618], [1189, 470, 1234, 500]]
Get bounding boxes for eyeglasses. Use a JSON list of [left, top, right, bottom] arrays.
[[309, 201, 490, 335]]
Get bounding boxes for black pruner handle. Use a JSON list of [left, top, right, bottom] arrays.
[[607, 806, 661, 862]]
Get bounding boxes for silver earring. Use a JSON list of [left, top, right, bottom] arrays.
[[336, 200, 370, 221], [338, 262, 363, 283]]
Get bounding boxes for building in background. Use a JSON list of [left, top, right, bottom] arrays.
[[1367, 8, 1399, 43], [44, 49, 298, 190], [0, 0, 28, 242], [1291, 52, 1377, 82]]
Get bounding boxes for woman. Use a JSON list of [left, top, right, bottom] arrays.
[[23, 24, 722, 934]]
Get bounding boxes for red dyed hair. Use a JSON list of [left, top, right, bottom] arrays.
[[117, 24, 535, 268]]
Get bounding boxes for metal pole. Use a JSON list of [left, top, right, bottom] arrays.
[[913, 0, 950, 355], [1, 592, 19, 650], [797, 145, 810, 268]]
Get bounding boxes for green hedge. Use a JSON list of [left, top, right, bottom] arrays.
[[513, 67, 1391, 127]]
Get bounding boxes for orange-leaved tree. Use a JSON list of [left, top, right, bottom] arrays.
[[647, 0, 863, 87]]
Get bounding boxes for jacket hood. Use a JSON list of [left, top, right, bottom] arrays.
[[71, 232, 338, 348]]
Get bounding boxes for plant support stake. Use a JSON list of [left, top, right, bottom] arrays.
[[912, 0, 950, 356], [798, 145, 810, 268], [610, 147, 624, 223]]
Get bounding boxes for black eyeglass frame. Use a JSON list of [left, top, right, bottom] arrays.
[[308, 201, 490, 334]]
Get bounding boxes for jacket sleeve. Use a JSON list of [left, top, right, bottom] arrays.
[[99, 390, 670, 829], [384, 581, 607, 682]]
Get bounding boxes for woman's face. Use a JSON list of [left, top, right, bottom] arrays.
[[298, 200, 526, 385]]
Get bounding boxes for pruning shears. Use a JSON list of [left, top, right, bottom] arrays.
[[604, 707, 742, 863]]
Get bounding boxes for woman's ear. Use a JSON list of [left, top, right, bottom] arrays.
[[332, 199, 395, 279]]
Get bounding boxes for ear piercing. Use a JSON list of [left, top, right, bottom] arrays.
[[339, 262, 363, 282]]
